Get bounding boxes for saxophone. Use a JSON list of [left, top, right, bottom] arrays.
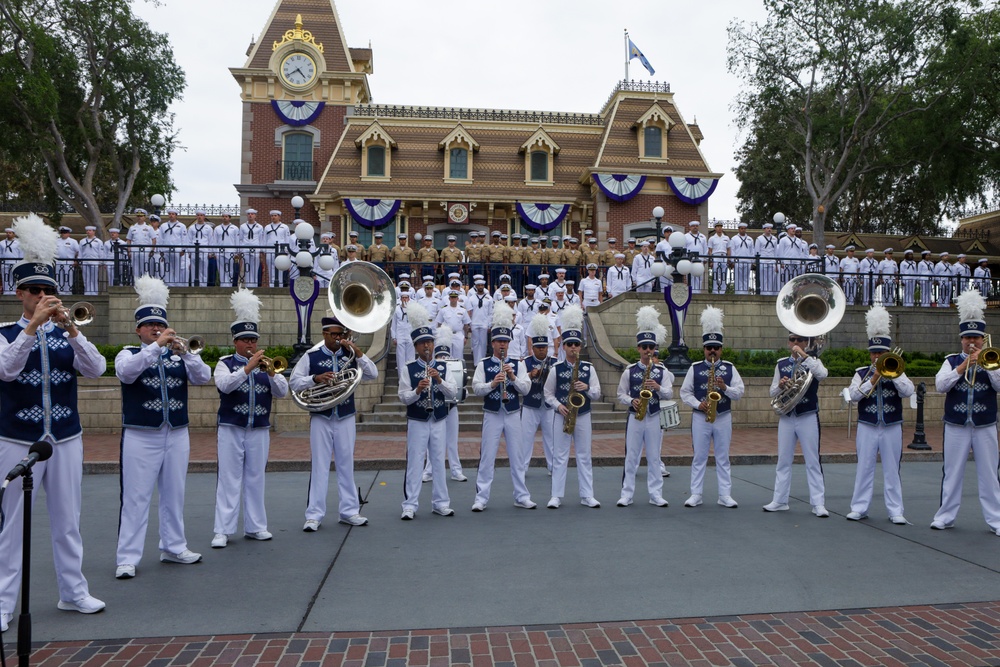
[[563, 358, 586, 434], [635, 361, 655, 421], [705, 361, 722, 423]]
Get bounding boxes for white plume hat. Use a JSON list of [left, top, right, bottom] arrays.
[[700, 306, 724, 347], [134, 275, 170, 326], [956, 288, 987, 336], [229, 288, 262, 339]]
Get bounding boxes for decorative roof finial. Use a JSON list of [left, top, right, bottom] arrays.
[[273, 14, 324, 52]]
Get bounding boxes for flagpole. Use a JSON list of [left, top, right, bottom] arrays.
[[624, 29, 629, 81]]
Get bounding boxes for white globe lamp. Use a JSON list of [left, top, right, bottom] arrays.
[[317, 254, 336, 271], [273, 254, 292, 272], [669, 231, 687, 249]]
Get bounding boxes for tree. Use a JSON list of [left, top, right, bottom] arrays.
[[728, 0, 993, 246], [0, 0, 185, 236]]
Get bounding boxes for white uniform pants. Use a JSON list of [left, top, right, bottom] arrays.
[[920, 279, 932, 307], [82, 263, 99, 295], [933, 423, 1000, 531], [551, 411, 594, 499], [733, 261, 750, 295], [214, 424, 270, 535], [0, 436, 90, 615], [689, 274, 702, 294], [850, 422, 903, 517], [621, 413, 663, 501], [843, 277, 858, 305], [404, 419, 450, 513], [760, 260, 778, 296], [395, 338, 415, 367], [240, 251, 260, 288], [475, 410, 531, 505], [423, 405, 463, 476], [471, 327, 488, 364], [521, 405, 554, 471], [306, 414, 361, 522], [901, 279, 916, 307], [117, 425, 192, 566], [690, 411, 733, 497], [450, 333, 465, 361], [771, 412, 824, 506]]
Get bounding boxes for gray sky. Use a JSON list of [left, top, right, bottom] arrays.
[[133, 0, 768, 221]]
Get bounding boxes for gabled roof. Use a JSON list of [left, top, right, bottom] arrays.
[[354, 121, 397, 149], [438, 124, 480, 151], [520, 128, 560, 154], [246, 0, 354, 73]]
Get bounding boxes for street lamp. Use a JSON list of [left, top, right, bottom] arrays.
[[150, 194, 165, 217], [291, 195, 304, 219]]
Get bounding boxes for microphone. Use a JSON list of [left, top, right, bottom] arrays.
[[4, 442, 53, 482]]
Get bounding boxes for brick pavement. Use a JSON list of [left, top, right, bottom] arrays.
[[7, 601, 998, 667]]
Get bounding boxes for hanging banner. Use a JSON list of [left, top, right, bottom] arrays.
[[593, 174, 646, 202], [515, 202, 570, 233], [344, 198, 402, 228], [271, 100, 325, 127], [667, 176, 719, 205]]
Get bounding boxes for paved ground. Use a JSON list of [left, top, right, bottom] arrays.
[[2, 457, 999, 666]]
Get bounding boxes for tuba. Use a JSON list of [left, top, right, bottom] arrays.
[[291, 262, 396, 412], [771, 273, 846, 416]]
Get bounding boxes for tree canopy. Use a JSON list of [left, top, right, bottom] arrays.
[[728, 0, 1000, 242], [0, 0, 185, 235]]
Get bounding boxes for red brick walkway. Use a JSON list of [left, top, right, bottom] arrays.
[[10, 601, 999, 667]]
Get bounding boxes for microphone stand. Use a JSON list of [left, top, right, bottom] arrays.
[[17, 468, 34, 667]]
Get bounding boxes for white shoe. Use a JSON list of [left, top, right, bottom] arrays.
[[717, 496, 738, 508], [889, 515, 908, 525], [930, 519, 955, 530], [661, 462, 670, 477], [451, 472, 468, 482], [547, 496, 561, 509], [400, 509, 415, 520], [421, 472, 432, 483], [338, 515, 368, 527], [514, 498, 537, 509], [0, 612, 10, 632], [616, 496, 633, 507], [812, 505, 830, 518], [580, 497, 601, 508], [432, 506, 455, 516], [159, 549, 202, 564], [649, 495, 669, 507], [211, 533, 228, 548], [57, 595, 106, 614], [471, 501, 486, 512], [244, 531, 272, 541], [684, 494, 703, 508], [995, 528, 1000, 537], [303, 519, 321, 532], [115, 564, 135, 579], [763, 501, 789, 512], [846, 512, 867, 521]]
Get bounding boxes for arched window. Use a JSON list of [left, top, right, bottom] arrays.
[[644, 126, 662, 158], [367, 145, 386, 177], [530, 150, 549, 181], [283, 133, 314, 180], [449, 148, 468, 180]]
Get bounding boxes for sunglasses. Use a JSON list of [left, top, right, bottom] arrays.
[[26, 285, 57, 296], [638, 344, 656, 350], [564, 342, 581, 347]]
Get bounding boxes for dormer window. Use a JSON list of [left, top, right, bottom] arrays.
[[439, 125, 479, 183], [644, 126, 662, 158], [355, 121, 396, 181], [530, 151, 548, 181], [521, 128, 559, 186], [634, 103, 674, 162], [367, 145, 385, 177], [450, 148, 468, 179]]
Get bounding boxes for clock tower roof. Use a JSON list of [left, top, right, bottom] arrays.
[[245, 0, 357, 74]]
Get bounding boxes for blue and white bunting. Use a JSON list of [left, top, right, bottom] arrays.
[[344, 198, 402, 228], [593, 174, 647, 203], [271, 100, 325, 127], [667, 176, 719, 205], [515, 203, 570, 233]]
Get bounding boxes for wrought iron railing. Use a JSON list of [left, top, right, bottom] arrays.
[[276, 161, 317, 182], [602, 79, 672, 109], [352, 104, 604, 126]]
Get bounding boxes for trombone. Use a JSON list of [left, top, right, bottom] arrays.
[[862, 347, 905, 397], [965, 334, 1000, 386]]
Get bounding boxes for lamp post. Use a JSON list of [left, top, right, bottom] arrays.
[[648, 207, 704, 375], [150, 194, 165, 217]]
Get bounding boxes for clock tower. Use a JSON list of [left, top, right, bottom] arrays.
[[231, 0, 372, 228]]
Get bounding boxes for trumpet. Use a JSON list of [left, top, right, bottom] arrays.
[[54, 301, 96, 337], [259, 355, 288, 374], [171, 335, 205, 356], [862, 348, 905, 397], [965, 334, 1000, 386]]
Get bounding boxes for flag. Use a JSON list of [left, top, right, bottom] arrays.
[[628, 38, 655, 76]]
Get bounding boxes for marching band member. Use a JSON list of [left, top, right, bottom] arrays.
[[918, 249, 935, 307], [764, 330, 830, 517], [681, 307, 744, 509], [212, 290, 289, 548], [421, 325, 468, 483], [544, 305, 601, 509], [290, 314, 377, 530], [846, 306, 913, 525], [399, 307, 458, 519], [522, 314, 557, 475], [115, 276, 211, 578], [471, 303, 535, 511], [78, 226, 103, 295], [899, 250, 919, 307], [707, 222, 730, 295], [391, 290, 415, 366], [931, 289, 1000, 534], [616, 307, 674, 508], [0, 215, 106, 631]]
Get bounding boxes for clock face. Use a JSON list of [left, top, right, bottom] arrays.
[[281, 53, 317, 87]]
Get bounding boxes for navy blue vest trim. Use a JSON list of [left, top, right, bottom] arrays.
[[523, 355, 553, 409], [121, 346, 190, 429], [554, 360, 592, 415], [690, 361, 734, 415], [626, 362, 670, 415], [405, 360, 450, 422], [481, 358, 522, 413], [942, 354, 998, 426], [854, 366, 904, 426], [217, 355, 274, 429]]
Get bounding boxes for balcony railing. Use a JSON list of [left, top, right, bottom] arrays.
[[276, 160, 317, 182]]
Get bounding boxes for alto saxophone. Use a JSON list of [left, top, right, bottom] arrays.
[[635, 360, 655, 421], [563, 358, 586, 434], [705, 361, 721, 423]]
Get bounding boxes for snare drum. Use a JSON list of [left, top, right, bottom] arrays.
[[444, 358, 468, 404], [659, 400, 681, 430]]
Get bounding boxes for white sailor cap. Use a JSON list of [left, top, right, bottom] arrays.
[[269, 210, 281, 216], [688, 220, 700, 226], [525, 284, 536, 290], [474, 279, 486, 285], [473, 274, 484, 280], [85, 226, 96, 231], [245, 208, 257, 215], [399, 273, 410, 279], [825, 244, 835, 249], [108, 228, 120, 233], [957, 253, 966, 259], [504, 295, 517, 303], [614, 252, 625, 259], [639, 240, 650, 247], [555, 267, 567, 273], [537, 273, 549, 280], [194, 209, 207, 216], [980, 257, 989, 263], [320, 232, 333, 239], [448, 272, 460, 279], [738, 222, 748, 228], [762, 223, 773, 229], [921, 249, 931, 255], [809, 243, 818, 249], [566, 280, 575, 286], [786, 223, 797, 230], [554, 286, 566, 294], [865, 248, 875, 253], [939, 251, 950, 257]]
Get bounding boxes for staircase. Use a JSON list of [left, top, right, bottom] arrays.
[[356, 346, 624, 432]]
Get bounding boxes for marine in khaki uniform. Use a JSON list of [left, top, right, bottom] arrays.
[[563, 238, 584, 284], [583, 238, 602, 279], [417, 236, 440, 282], [508, 234, 526, 293], [623, 238, 639, 267], [601, 239, 619, 271], [347, 232, 366, 261], [465, 231, 483, 280], [486, 232, 507, 289], [390, 233, 416, 279], [368, 232, 390, 266], [525, 237, 544, 284], [543, 237, 562, 272], [441, 235, 464, 283]]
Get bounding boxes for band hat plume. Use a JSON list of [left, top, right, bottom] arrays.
[[134, 275, 170, 326], [229, 288, 262, 339], [528, 312, 550, 347], [559, 304, 584, 345], [490, 301, 515, 342], [11, 213, 58, 288], [635, 305, 661, 346], [407, 300, 434, 343], [956, 288, 987, 336], [865, 305, 891, 351], [434, 324, 453, 357], [700, 305, 724, 347]]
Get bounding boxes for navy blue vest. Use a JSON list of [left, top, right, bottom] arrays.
[[305, 347, 356, 420], [0, 323, 82, 444], [523, 355, 553, 409], [626, 361, 671, 416], [121, 346, 190, 429], [689, 361, 734, 415], [942, 354, 998, 426], [776, 356, 820, 416], [217, 355, 273, 429], [405, 359, 450, 422], [480, 357, 522, 413], [553, 360, 592, 415], [854, 366, 905, 426]]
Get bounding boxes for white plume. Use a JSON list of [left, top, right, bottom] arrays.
[[700, 306, 724, 335], [435, 324, 453, 349], [134, 275, 169, 307], [636, 305, 661, 335], [865, 305, 891, 339], [528, 313, 550, 338], [230, 288, 261, 324], [655, 324, 668, 347], [491, 301, 515, 329], [956, 288, 986, 323], [559, 304, 584, 332], [12, 213, 58, 264], [407, 301, 431, 329]]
